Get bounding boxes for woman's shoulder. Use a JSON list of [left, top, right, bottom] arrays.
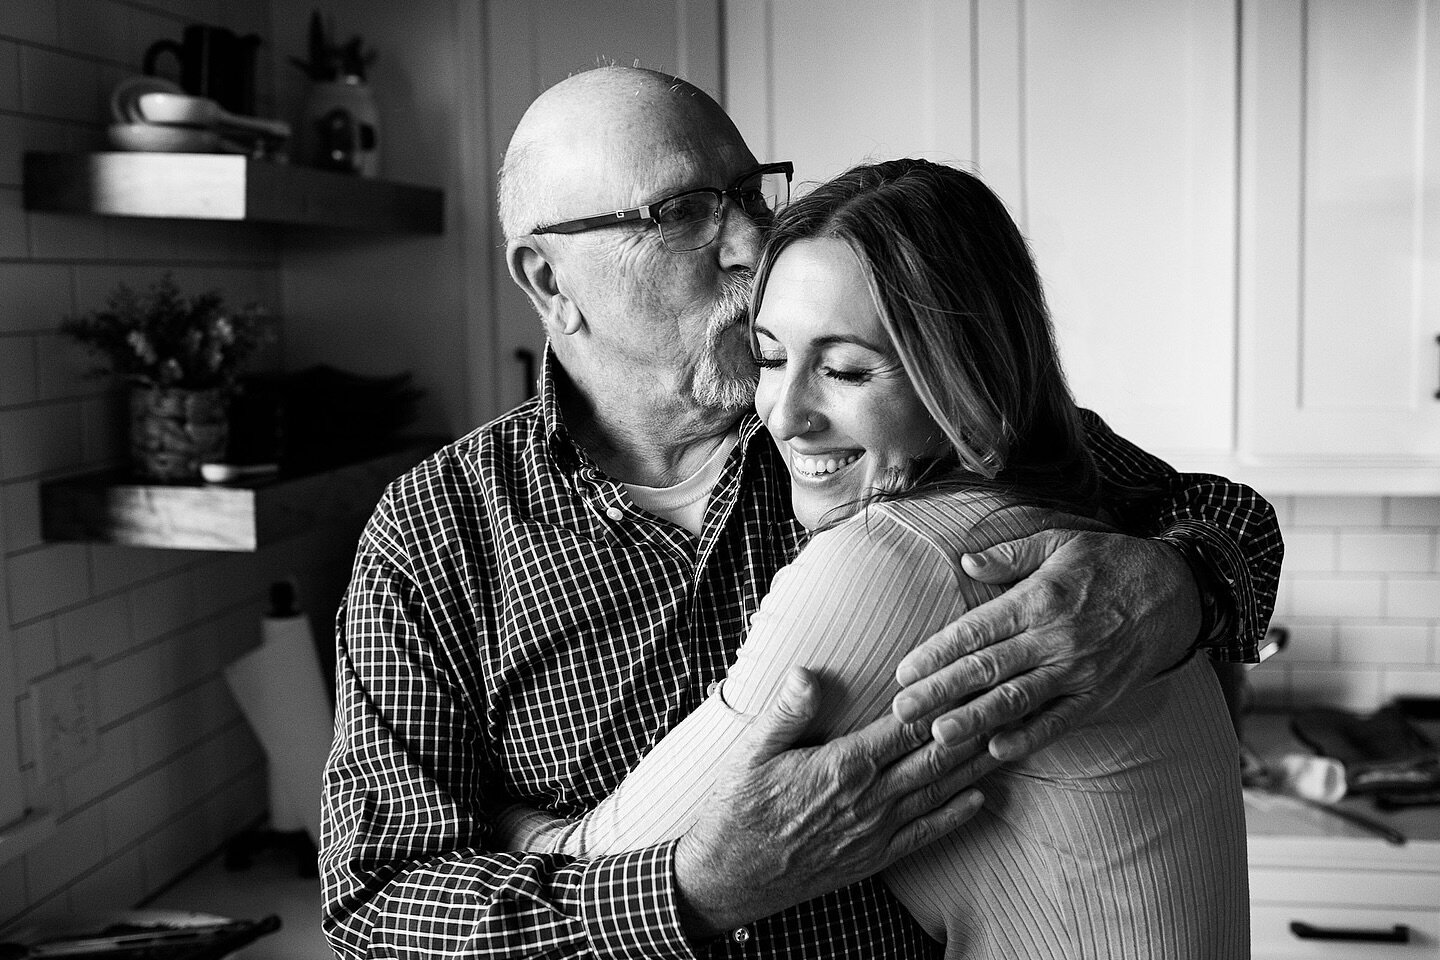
[[819, 489, 1058, 563]]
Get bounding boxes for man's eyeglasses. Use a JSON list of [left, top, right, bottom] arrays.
[[533, 162, 794, 252]]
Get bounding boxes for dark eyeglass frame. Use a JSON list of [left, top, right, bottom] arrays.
[[532, 161, 794, 250]]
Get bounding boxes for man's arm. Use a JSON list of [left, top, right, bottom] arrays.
[[891, 409, 1283, 760]]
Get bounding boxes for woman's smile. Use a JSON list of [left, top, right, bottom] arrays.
[[788, 449, 863, 479]]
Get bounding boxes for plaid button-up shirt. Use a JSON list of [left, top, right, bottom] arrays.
[[321, 352, 1281, 960]]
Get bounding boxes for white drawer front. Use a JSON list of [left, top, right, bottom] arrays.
[[1252, 905, 1440, 959]]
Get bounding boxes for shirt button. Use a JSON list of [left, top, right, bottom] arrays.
[[706, 680, 720, 697], [731, 926, 751, 944], [605, 506, 623, 521]]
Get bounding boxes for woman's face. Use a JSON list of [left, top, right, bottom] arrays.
[[753, 238, 943, 530]]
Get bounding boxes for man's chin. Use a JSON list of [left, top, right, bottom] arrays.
[[695, 375, 756, 414], [693, 356, 757, 412]]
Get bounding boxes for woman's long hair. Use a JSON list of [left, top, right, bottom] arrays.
[[750, 158, 1102, 517]]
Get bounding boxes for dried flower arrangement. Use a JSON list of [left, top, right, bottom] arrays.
[[62, 274, 273, 391]]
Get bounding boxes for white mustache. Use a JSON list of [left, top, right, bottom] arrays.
[[710, 271, 754, 336]]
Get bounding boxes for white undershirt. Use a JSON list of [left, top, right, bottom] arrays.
[[622, 430, 739, 538]]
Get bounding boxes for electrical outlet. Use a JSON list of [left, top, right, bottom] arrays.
[[30, 659, 101, 783]]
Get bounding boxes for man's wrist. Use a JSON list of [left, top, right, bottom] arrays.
[[1160, 537, 1235, 652], [578, 843, 699, 959]]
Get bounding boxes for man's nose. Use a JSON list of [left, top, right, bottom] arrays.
[[715, 199, 764, 272]]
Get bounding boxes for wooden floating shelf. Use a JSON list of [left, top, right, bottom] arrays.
[[22, 152, 444, 234], [40, 439, 444, 552]]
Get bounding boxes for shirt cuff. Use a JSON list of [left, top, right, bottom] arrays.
[[1153, 520, 1258, 662], [579, 841, 699, 960]]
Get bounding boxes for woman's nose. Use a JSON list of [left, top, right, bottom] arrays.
[[764, 373, 822, 439]]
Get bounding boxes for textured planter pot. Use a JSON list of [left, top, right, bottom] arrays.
[[303, 78, 380, 176], [129, 386, 229, 482]]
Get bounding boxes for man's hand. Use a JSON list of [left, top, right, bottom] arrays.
[[674, 667, 993, 940], [891, 525, 1200, 763]]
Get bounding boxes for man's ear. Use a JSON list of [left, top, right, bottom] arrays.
[[506, 238, 584, 335]]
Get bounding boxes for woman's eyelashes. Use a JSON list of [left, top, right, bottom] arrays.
[[824, 366, 872, 384], [752, 352, 874, 384], [752, 352, 785, 369]]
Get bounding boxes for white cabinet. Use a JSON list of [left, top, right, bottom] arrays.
[[726, 0, 1240, 466], [1235, 0, 1440, 493], [727, 0, 1440, 494], [467, 1, 1440, 493]]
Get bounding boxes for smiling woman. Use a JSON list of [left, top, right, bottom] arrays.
[[497, 159, 1250, 959]]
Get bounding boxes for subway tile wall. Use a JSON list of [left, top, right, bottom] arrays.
[[1249, 496, 1440, 712], [0, 0, 358, 931]]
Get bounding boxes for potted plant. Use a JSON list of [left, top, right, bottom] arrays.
[[62, 274, 273, 482]]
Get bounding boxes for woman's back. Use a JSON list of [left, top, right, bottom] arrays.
[[730, 490, 1249, 959]]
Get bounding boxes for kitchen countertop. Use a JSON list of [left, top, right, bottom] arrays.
[[143, 840, 326, 960], [1242, 710, 1440, 871]]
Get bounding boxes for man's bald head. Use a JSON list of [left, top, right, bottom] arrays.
[[497, 66, 747, 241]]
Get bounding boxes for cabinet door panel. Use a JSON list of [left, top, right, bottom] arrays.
[[725, 0, 973, 184], [1240, 0, 1440, 459], [728, 0, 1237, 463], [1019, 0, 1237, 461]]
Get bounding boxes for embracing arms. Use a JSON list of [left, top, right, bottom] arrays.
[[893, 409, 1284, 758], [498, 504, 1013, 909], [322, 503, 988, 958]]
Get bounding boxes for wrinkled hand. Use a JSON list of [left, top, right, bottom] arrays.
[[891, 524, 1199, 763], [674, 667, 994, 939]]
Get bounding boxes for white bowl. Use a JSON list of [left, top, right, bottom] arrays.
[[110, 74, 183, 123], [107, 122, 221, 153]]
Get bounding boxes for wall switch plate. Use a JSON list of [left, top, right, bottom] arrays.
[[30, 659, 101, 783]]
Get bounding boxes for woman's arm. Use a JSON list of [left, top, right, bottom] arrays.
[[504, 501, 1013, 858]]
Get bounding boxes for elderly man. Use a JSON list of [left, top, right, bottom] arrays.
[[322, 67, 1281, 959]]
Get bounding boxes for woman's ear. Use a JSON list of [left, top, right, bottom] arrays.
[[506, 238, 584, 335]]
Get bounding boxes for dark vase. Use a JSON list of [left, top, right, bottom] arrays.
[[129, 386, 229, 481]]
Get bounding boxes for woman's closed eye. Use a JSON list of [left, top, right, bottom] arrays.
[[824, 366, 872, 384], [753, 352, 873, 385]]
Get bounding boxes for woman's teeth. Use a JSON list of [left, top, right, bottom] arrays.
[[795, 452, 861, 476]]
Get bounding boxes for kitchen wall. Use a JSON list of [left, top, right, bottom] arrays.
[[0, 0, 360, 930], [1249, 496, 1440, 711]]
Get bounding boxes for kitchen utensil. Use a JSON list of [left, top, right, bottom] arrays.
[[0, 912, 278, 960], [1288, 792, 1407, 845], [106, 123, 222, 153], [1242, 742, 1407, 845], [143, 24, 261, 117], [1276, 753, 1347, 803], [136, 92, 290, 140]]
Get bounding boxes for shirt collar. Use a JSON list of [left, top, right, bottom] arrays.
[[537, 342, 568, 448]]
